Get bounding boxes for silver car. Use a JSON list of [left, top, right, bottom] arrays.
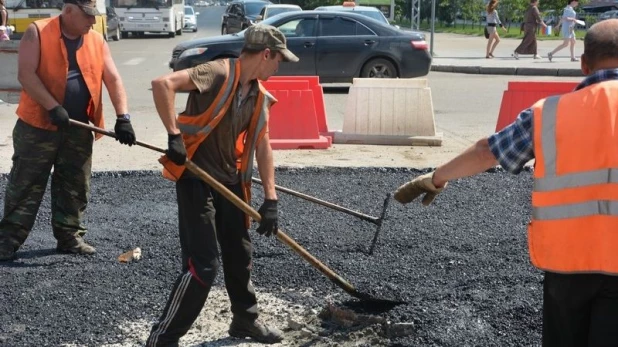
[[106, 7, 121, 41]]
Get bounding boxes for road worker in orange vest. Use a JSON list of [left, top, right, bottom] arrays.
[[0, 0, 136, 261], [394, 18, 618, 347], [146, 24, 298, 346]]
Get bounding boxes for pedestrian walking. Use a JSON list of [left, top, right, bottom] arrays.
[[514, 0, 547, 59], [394, 19, 618, 346], [146, 24, 298, 346], [0, 0, 9, 41], [0, 0, 136, 261], [485, 0, 507, 59], [548, 0, 580, 62]]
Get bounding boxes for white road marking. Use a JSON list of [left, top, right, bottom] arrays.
[[123, 58, 146, 65]]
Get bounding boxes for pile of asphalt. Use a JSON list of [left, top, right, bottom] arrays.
[[0, 167, 542, 346]]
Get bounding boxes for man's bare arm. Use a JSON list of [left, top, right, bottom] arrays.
[[432, 138, 499, 187], [17, 24, 60, 111], [256, 132, 277, 200], [151, 70, 198, 134], [102, 41, 128, 115]]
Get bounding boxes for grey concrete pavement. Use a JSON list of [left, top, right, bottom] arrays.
[[0, 7, 586, 174], [426, 32, 585, 76]]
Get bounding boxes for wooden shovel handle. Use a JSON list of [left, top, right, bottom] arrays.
[[70, 119, 359, 296]]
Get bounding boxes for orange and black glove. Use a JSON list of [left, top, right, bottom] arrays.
[[394, 172, 446, 206]]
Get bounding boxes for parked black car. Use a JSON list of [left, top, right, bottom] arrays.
[[221, 0, 272, 34], [172, 10, 432, 83]]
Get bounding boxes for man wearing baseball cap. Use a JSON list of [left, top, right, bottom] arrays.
[[0, 0, 135, 261], [146, 24, 298, 346]]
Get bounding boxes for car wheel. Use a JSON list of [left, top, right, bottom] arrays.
[[361, 58, 397, 78], [221, 25, 228, 34], [113, 27, 120, 41], [193, 27, 198, 32], [176, 26, 182, 35], [169, 30, 176, 38]]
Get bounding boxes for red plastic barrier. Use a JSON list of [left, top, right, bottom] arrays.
[[496, 81, 579, 132], [261, 77, 331, 150], [266, 76, 331, 139]]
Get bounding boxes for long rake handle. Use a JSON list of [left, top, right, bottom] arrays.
[[70, 120, 361, 297], [251, 177, 380, 225]]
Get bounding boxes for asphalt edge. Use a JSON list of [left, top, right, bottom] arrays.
[[431, 64, 584, 77]]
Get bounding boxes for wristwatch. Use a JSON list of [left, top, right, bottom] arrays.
[[117, 113, 131, 121]]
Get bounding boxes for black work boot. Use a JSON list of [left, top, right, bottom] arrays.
[[56, 237, 96, 255], [228, 317, 283, 344], [0, 242, 17, 261]]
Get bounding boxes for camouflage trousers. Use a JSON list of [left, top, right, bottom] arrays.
[[0, 119, 94, 249]]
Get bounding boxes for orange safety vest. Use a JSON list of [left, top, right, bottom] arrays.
[[529, 80, 618, 274], [15, 16, 106, 139], [159, 58, 276, 219]]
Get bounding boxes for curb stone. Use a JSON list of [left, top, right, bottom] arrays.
[[431, 64, 584, 77]]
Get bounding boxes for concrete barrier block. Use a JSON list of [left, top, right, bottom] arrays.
[[336, 78, 442, 146], [0, 41, 22, 104]]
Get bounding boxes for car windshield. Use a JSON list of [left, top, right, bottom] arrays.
[[115, 0, 172, 8], [185, 7, 193, 14], [237, 12, 280, 35], [245, 2, 266, 16]]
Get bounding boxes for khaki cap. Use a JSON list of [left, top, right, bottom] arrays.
[[244, 24, 299, 62], [65, 0, 101, 16]]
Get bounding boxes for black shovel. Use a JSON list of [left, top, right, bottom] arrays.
[[70, 120, 404, 306]]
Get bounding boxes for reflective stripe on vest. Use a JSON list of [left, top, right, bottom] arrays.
[[529, 81, 618, 274], [177, 60, 238, 136], [159, 59, 275, 219], [533, 96, 618, 220]]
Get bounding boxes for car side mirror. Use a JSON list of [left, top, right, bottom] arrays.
[[195, 12, 200, 15], [256, 14, 262, 20]]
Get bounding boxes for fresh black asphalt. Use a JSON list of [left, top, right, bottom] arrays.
[[0, 167, 542, 346]]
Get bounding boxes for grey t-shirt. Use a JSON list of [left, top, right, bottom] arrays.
[[180, 60, 260, 184]]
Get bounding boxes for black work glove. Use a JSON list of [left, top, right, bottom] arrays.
[[166, 133, 187, 165], [48, 106, 70, 128], [256, 199, 278, 237], [114, 118, 136, 146]]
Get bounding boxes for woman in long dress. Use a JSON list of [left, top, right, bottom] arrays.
[[548, 0, 580, 62], [514, 0, 547, 59]]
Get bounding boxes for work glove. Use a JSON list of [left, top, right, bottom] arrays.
[[166, 133, 187, 165], [114, 118, 136, 146], [394, 171, 446, 206], [256, 199, 278, 237], [48, 106, 70, 128]]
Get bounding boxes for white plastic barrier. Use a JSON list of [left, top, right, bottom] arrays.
[[0, 41, 21, 104], [334, 78, 443, 146]]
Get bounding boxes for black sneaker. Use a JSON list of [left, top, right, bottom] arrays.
[[228, 318, 283, 344], [56, 237, 96, 255]]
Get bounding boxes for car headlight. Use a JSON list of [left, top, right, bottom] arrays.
[[178, 47, 208, 59]]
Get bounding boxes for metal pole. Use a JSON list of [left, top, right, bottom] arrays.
[[410, 0, 414, 29], [430, 0, 436, 56]]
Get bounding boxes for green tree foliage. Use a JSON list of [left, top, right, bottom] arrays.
[[459, 0, 485, 27], [286, 0, 341, 10]]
